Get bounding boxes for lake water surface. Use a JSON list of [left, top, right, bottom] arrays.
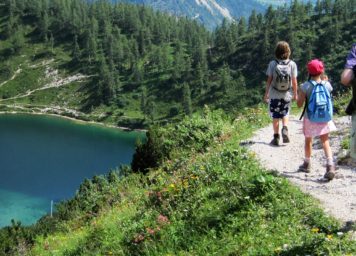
[[0, 114, 142, 227]]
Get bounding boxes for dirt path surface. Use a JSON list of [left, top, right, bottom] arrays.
[[248, 115, 356, 223]]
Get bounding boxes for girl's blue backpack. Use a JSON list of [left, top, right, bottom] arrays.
[[307, 80, 333, 123]]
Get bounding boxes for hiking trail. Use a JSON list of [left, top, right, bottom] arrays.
[[248, 115, 356, 224]]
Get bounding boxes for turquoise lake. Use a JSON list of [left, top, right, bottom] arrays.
[[0, 114, 143, 227]]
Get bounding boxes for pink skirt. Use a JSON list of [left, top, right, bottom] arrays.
[[303, 117, 337, 138]]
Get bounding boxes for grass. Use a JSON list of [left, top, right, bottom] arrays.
[[27, 107, 356, 255]]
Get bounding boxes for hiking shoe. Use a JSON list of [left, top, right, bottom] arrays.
[[324, 165, 336, 181], [270, 134, 280, 146], [281, 126, 290, 143], [298, 161, 311, 173]]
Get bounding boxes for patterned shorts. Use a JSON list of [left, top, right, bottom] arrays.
[[269, 99, 291, 119]]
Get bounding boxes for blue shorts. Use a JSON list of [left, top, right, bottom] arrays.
[[269, 99, 291, 119]]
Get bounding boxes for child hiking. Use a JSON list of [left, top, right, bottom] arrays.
[[264, 41, 298, 146], [297, 59, 336, 181]]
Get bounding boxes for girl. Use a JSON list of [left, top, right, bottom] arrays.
[[297, 59, 336, 180]]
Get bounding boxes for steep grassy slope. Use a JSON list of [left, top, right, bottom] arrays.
[[14, 107, 355, 255]]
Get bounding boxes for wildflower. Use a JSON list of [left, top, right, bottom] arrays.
[[169, 184, 175, 188], [146, 227, 155, 235], [157, 214, 170, 225], [133, 234, 145, 244], [274, 246, 282, 253], [326, 234, 333, 241], [337, 232, 344, 237], [311, 227, 319, 233]]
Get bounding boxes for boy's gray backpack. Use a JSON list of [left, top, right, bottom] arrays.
[[273, 60, 292, 91]]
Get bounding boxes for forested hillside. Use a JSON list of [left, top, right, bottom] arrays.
[[0, 0, 355, 129], [1, 0, 356, 255]]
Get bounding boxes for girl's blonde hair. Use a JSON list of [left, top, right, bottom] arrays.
[[275, 41, 291, 60]]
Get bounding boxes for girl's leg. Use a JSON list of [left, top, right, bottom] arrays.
[[305, 137, 312, 159], [320, 133, 333, 162], [298, 136, 312, 172], [320, 133, 335, 180]]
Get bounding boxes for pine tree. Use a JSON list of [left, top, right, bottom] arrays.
[[182, 83, 192, 116], [98, 56, 115, 105], [72, 35, 80, 63], [85, 31, 97, 64], [48, 32, 54, 54], [39, 11, 50, 42], [219, 64, 232, 94], [248, 10, 258, 32], [11, 26, 25, 54], [140, 86, 147, 114]]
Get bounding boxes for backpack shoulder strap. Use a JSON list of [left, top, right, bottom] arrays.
[[309, 80, 317, 86], [299, 80, 314, 120], [275, 59, 290, 65]]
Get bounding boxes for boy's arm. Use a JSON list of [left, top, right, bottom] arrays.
[[341, 69, 354, 86], [341, 44, 356, 86], [264, 76, 272, 103]]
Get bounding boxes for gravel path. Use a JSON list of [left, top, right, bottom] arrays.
[[248, 115, 356, 224]]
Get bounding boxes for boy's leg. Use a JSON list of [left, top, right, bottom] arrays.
[[320, 133, 335, 180], [281, 116, 290, 143], [282, 115, 289, 127], [273, 118, 279, 134], [270, 118, 280, 146]]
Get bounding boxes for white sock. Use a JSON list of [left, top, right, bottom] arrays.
[[326, 158, 334, 166], [304, 157, 311, 163]]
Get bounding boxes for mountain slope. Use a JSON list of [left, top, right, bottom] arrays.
[[119, 0, 319, 29], [119, 0, 267, 29]]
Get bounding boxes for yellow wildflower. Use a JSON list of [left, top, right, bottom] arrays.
[[311, 227, 319, 233], [274, 246, 282, 252]]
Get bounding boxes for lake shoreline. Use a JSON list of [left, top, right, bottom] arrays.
[[0, 110, 147, 133]]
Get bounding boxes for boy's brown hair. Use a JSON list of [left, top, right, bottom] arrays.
[[275, 41, 291, 60]]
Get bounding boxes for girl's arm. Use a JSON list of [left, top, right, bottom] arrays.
[[292, 77, 298, 101], [264, 76, 272, 103], [297, 88, 305, 108]]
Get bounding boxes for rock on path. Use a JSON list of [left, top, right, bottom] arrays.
[[248, 115, 356, 223]]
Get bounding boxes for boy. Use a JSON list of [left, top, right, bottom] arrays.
[[264, 41, 298, 146]]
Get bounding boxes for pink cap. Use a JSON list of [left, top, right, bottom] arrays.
[[307, 59, 324, 76]]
